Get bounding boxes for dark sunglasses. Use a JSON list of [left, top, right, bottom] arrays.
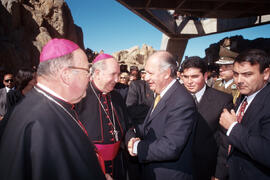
[[4, 79, 13, 83]]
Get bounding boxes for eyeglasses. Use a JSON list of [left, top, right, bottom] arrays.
[[4, 79, 13, 83], [68, 66, 90, 74], [120, 77, 127, 79]]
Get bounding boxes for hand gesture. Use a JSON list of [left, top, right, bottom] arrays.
[[219, 108, 237, 130], [105, 173, 113, 180], [127, 137, 140, 156]]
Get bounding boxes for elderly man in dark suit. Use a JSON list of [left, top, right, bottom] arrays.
[[220, 49, 270, 180], [126, 50, 197, 180], [0, 73, 15, 120], [181, 57, 233, 180]]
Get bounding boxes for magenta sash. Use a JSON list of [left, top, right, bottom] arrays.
[[95, 141, 121, 161]]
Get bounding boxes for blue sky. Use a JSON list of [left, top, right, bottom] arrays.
[[66, 0, 270, 60]]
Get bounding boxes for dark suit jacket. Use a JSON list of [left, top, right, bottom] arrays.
[[114, 82, 129, 102], [127, 81, 197, 180], [0, 88, 7, 116], [192, 86, 233, 180], [227, 83, 270, 180], [126, 80, 154, 125]]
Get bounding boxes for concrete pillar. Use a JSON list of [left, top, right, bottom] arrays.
[[160, 34, 188, 64]]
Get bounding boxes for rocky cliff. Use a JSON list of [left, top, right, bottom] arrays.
[[113, 44, 155, 70], [0, 0, 83, 75]]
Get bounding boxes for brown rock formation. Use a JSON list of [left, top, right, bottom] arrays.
[[0, 0, 83, 76], [113, 44, 155, 70]]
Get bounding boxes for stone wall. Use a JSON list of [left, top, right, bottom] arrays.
[[0, 0, 83, 76]]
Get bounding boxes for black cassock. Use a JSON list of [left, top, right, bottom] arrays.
[[0, 86, 105, 180], [76, 82, 128, 180]]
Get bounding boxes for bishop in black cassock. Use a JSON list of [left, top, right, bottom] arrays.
[[0, 38, 106, 180], [0, 87, 106, 180], [76, 53, 129, 180], [77, 81, 128, 180]]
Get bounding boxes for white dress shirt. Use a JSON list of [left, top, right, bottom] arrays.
[[226, 87, 264, 136], [193, 85, 206, 103]]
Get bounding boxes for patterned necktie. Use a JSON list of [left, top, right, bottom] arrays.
[[228, 98, 248, 154], [237, 98, 248, 123], [153, 94, 161, 109]]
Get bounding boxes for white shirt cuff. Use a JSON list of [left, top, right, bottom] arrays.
[[226, 122, 238, 136], [132, 140, 140, 154]]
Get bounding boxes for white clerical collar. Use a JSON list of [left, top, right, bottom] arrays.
[[194, 85, 206, 103], [36, 82, 68, 102], [224, 79, 234, 89], [160, 79, 176, 98]]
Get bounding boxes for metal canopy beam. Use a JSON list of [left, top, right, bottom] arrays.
[[116, 0, 270, 61], [117, 0, 270, 39]]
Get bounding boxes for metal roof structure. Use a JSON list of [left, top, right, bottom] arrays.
[[116, 0, 270, 39]]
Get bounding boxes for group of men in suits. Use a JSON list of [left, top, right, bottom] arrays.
[[181, 57, 233, 180], [1, 43, 269, 180], [125, 49, 270, 180]]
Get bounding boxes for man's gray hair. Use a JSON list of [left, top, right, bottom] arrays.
[[37, 53, 74, 78], [90, 60, 106, 76], [156, 51, 178, 78]]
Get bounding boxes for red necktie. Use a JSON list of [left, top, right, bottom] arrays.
[[237, 99, 248, 123]]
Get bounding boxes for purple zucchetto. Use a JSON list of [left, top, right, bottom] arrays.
[[92, 53, 114, 64], [40, 38, 79, 62]]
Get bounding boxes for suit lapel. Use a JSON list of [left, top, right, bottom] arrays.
[[229, 85, 270, 156], [241, 101, 263, 128], [234, 95, 243, 111], [197, 86, 212, 110], [240, 84, 270, 127]]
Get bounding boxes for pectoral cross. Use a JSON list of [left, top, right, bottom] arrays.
[[113, 129, 119, 142]]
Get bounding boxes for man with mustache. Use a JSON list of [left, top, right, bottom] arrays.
[[220, 49, 270, 180]]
